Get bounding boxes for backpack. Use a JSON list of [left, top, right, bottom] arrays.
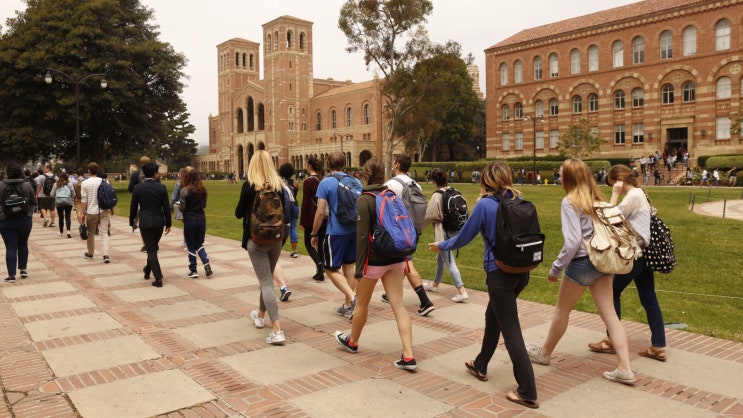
[[489, 195, 545, 273], [583, 202, 639, 275], [250, 184, 285, 245], [97, 179, 118, 210], [42, 175, 56, 195], [331, 173, 362, 226], [55, 184, 72, 206], [2, 183, 29, 219], [363, 189, 418, 259], [391, 177, 427, 234], [435, 188, 468, 232], [640, 191, 676, 274], [282, 183, 298, 224]]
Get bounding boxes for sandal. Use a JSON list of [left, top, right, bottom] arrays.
[[588, 337, 616, 354], [638, 346, 667, 362], [506, 390, 539, 409], [465, 360, 487, 381]]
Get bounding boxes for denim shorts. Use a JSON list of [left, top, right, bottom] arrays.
[[564, 256, 611, 286]]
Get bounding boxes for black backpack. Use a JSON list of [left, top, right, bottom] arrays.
[[42, 175, 56, 195], [97, 179, 118, 210], [489, 195, 545, 273], [3, 183, 29, 219], [434, 188, 468, 232]]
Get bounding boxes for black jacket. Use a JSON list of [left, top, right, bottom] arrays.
[[130, 179, 172, 229], [235, 181, 290, 250]]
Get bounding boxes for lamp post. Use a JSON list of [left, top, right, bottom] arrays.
[[45, 68, 107, 169], [523, 113, 543, 185]]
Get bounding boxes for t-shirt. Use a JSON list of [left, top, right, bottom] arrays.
[[315, 171, 356, 236], [80, 177, 105, 214], [617, 187, 651, 248], [35, 173, 57, 198]]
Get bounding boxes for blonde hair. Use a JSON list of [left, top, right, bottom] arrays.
[[139, 156, 151, 166], [247, 150, 283, 191], [560, 158, 606, 215], [479, 160, 521, 201]]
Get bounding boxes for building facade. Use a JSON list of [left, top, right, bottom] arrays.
[[485, 0, 743, 165]]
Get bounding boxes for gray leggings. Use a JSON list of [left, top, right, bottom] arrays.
[[247, 239, 282, 322]]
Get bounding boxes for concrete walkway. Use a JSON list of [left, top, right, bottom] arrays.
[[693, 198, 743, 221], [1, 214, 741, 417]]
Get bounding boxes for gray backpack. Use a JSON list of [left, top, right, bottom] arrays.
[[391, 177, 427, 235]]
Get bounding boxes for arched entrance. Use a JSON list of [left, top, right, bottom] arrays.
[[359, 150, 372, 167], [236, 145, 244, 177], [248, 143, 255, 165]]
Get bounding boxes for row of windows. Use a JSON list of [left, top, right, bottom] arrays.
[[501, 123, 645, 151], [315, 104, 371, 130], [266, 30, 307, 53], [499, 19, 735, 85]]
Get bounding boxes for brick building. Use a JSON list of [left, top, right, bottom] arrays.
[[485, 0, 743, 165]]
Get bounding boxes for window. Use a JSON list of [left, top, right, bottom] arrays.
[[550, 130, 559, 148], [502, 134, 510, 151], [716, 19, 730, 51], [266, 35, 272, 54], [660, 31, 673, 60], [717, 77, 731, 99], [316, 112, 322, 131], [572, 96, 582, 113], [300, 33, 305, 50], [717, 116, 731, 139], [613, 41, 624, 67], [536, 130, 545, 150], [683, 26, 697, 56], [549, 53, 558, 77], [632, 88, 644, 107], [514, 60, 523, 83], [533, 56, 542, 80], [501, 104, 510, 121], [535, 100, 544, 117], [614, 90, 625, 109], [346, 107, 353, 127], [588, 93, 598, 112], [331, 109, 337, 129], [515, 133, 524, 150], [549, 99, 559, 116], [615, 125, 625, 144], [570, 49, 580, 74], [683, 82, 695, 102], [500, 63, 508, 85], [588, 45, 599, 71], [633, 123, 644, 143], [632, 37, 645, 64], [514, 102, 523, 119], [364, 104, 370, 124], [662, 84, 674, 104], [287, 31, 293, 48]]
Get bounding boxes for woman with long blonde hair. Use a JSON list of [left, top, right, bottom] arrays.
[[235, 150, 287, 345], [526, 158, 635, 385]]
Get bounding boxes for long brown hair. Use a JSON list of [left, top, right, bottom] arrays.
[[560, 158, 606, 215], [182, 167, 206, 200], [56, 172, 69, 187]]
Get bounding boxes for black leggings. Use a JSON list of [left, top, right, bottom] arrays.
[[303, 226, 325, 275], [56, 205, 72, 233]]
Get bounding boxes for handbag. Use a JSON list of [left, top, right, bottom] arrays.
[[641, 190, 676, 274], [79, 224, 88, 240]]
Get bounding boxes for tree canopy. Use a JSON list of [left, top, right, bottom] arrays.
[[0, 0, 196, 169], [558, 118, 607, 159]]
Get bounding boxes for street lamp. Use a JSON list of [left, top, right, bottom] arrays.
[[523, 113, 544, 185], [45, 68, 107, 169]]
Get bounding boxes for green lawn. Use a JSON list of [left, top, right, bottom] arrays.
[[112, 178, 743, 342]]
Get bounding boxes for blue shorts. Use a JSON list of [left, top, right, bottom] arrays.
[[564, 256, 611, 286], [322, 232, 356, 270]]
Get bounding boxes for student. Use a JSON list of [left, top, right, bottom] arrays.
[[180, 167, 212, 279], [526, 158, 635, 386], [35, 165, 57, 228], [300, 157, 326, 281], [334, 158, 416, 370], [428, 160, 538, 409], [278, 163, 300, 258], [50, 172, 75, 238], [0, 163, 37, 283], [80, 162, 112, 263]]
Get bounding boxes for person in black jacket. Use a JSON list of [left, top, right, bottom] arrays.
[[130, 163, 171, 287], [180, 168, 212, 278], [0, 163, 38, 283]]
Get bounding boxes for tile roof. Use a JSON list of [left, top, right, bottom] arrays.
[[313, 80, 375, 99], [488, 0, 708, 50]]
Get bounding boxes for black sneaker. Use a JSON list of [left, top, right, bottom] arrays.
[[394, 355, 417, 370], [5, 276, 16, 283], [312, 272, 324, 281], [280, 286, 292, 301], [381, 293, 389, 303], [334, 331, 358, 353], [204, 263, 213, 277], [19, 270, 28, 279], [417, 303, 435, 316], [84, 252, 93, 260], [187, 271, 199, 279], [103, 255, 110, 264]]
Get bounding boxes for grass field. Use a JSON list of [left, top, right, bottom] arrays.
[[112, 178, 743, 342]]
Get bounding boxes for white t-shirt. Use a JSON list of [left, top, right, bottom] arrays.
[[80, 177, 104, 214], [618, 187, 651, 248], [384, 173, 421, 197]]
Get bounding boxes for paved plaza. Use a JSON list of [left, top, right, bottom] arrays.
[[0, 209, 741, 417]]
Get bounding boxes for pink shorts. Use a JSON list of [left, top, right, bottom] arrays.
[[363, 261, 405, 279]]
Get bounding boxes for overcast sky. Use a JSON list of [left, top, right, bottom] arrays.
[[2, 0, 637, 146]]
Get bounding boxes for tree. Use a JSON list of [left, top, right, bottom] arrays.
[[558, 118, 606, 159], [0, 0, 196, 168], [159, 104, 197, 168]]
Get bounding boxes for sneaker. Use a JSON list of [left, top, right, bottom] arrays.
[[334, 331, 358, 353], [67, 232, 71, 239], [423, 282, 439, 293], [140, 246, 147, 253], [452, 292, 469, 303], [58, 232, 63, 237], [603, 368, 636, 385], [394, 355, 417, 370], [280, 286, 292, 301], [103, 255, 110, 264], [336, 303, 352, 316], [417, 303, 435, 316], [187, 271, 199, 278], [84, 252, 93, 260], [381, 293, 390, 303], [49, 222, 55, 227], [526, 343, 551, 365], [19, 270, 28, 279], [250, 310, 264, 329], [43, 218, 49, 227], [312, 272, 325, 281], [204, 264, 213, 277], [266, 330, 286, 345], [5, 276, 16, 283], [343, 297, 356, 319], [290, 251, 298, 258]]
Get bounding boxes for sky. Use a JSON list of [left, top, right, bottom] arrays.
[[1, 0, 638, 146]]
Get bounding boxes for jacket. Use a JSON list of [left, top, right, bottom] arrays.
[[235, 180, 290, 250], [130, 179, 172, 229]]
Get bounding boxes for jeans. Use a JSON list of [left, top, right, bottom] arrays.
[[433, 249, 464, 288], [184, 219, 209, 272], [289, 205, 299, 243], [56, 205, 72, 234], [0, 217, 32, 277], [613, 257, 666, 347], [473, 269, 537, 402], [140, 227, 165, 280]]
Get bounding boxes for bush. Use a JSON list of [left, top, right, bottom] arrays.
[[702, 155, 743, 170]]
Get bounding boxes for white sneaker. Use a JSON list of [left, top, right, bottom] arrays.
[[526, 343, 551, 365], [250, 310, 264, 329], [452, 292, 469, 303], [266, 330, 285, 345], [423, 282, 439, 293]]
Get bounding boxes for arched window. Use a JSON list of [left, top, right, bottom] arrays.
[[632, 88, 644, 107], [236, 108, 244, 133], [535, 100, 544, 117], [588, 93, 598, 112], [683, 81, 696, 102], [514, 102, 523, 119], [501, 104, 510, 121], [514, 60, 523, 83], [242, 53, 246, 67], [683, 26, 697, 56], [364, 104, 370, 124], [572, 96, 582, 113], [235, 52, 239, 66], [588, 45, 599, 71], [274, 31, 278, 50], [662, 84, 675, 104], [660, 31, 673, 60], [346, 107, 353, 127], [612, 41, 624, 68], [570, 49, 580, 74], [331, 109, 337, 129], [533, 56, 542, 80], [632, 37, 644, 64], [266, 35, 272, 54], [316, 112, 322, 131], [500, 62, 508, 85], [716, 76, 731, 99], [549, 99, 559, 116], [716, 19, 730, 51], [249, 54, 254, 69], [549, 53, 558, 77], [614, 90, 625, 109], [299, 33, 305, 50]]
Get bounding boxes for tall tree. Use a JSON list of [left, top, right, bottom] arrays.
[[0, 0, 195, 167], [558, 118, 606, 159]]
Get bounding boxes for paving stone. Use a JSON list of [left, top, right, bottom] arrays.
[[339, 318, 448, 355], [195, 273, 252, 290], [141, 300, 226, 322], [77, 262, 137, 276], [432, 302, 488, 330], [43, 335, 160, 376], [174, 318, 260, 348], [1, 281, 76, 299], [93, 273, 147, 287], [24, 312, 122, 341], [11, 294, 96, 317], [112, 284, 189, 303]]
